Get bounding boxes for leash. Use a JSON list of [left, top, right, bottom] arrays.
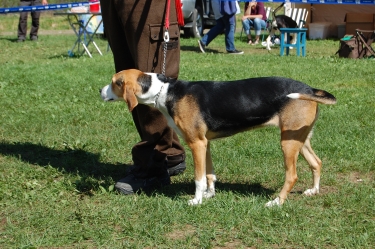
[[162, 0, 184, 76], [162, 0, 171, 76]]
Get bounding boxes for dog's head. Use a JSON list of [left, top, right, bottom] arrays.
[[100, 69, 144, 111]]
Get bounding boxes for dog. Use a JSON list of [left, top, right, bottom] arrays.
[[263, 3, 298, 51], [100, 69, 336, 206]]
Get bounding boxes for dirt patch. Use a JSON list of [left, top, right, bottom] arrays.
[[165, 224, 196, 240], [213, 239, 255, 249], [337, 171, 374, 184], [0, 217, 6, 232]]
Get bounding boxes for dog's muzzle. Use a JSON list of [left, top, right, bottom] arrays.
[[100, 85, 116, 102]]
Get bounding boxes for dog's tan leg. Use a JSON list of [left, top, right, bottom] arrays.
[[188, 138, 208, 205], [266, 138, 302, 207], [300, 132, 322, 196], [204, 141, 216, 199]]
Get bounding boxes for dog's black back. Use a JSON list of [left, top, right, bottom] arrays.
[[271, 3, 298, 30], [274, 15, 297, 29], [165, 77, 313, 137]]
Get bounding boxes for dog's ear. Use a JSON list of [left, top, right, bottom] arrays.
[[112, 75, 138, 112], [124, 84, 138, 112]]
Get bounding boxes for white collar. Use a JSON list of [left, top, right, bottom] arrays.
[[154, 84, 164, 108]]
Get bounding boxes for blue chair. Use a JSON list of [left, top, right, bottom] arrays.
[[279, 28, 307, 56]]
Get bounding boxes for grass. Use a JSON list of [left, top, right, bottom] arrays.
[[1, 14, 375, 248]]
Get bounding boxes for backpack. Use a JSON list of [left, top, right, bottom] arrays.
[[336, 30, 375, 59], [336, 35, 361, 59]]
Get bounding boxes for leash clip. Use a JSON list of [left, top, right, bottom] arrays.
[[164, 30, 170, 42]]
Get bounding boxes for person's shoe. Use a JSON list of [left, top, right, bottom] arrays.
[[227, 49, 244, 55], [198, 40, 206, 53], [17, 38, 25, 42], [126, 160, 186, 176], [115, 168, 171, 195], [167, 161, 186, 176], [30, 36, 38, 41]]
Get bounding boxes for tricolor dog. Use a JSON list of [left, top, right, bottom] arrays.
[[100, 69, 336, 206]]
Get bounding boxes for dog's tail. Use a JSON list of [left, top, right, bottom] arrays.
[[272, 2, 285, 20], [287, 89, 337, 105]]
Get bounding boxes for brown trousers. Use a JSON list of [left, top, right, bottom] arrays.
[[18, 0, 42, 39], [100, 0, 185, 168]]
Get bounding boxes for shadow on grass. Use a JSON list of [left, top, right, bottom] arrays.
[[161, 181, 275, 200], [180, 45, 222, 54], [0, 37, 19, 42], [0, 141, 128, 194], [0, 141, 274, 199]]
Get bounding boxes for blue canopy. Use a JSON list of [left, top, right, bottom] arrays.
[[241, 0, 374, 3], [1, 0, 374, 14], [0, 2, 88, 14]]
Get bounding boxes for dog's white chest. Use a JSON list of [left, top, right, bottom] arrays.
[[159, 108, 184, 138]]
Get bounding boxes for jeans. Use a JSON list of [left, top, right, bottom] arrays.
[[201, 15, 236, 52], [242, 18, 266, 36]]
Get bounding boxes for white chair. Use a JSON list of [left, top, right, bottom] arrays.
[[284, 6, 308, 28]]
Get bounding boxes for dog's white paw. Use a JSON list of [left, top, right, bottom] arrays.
[[303, 187, 319, 196], [188, 198, 202, 205], [265, 197, 281, 207], [203, 190, 215, 199]]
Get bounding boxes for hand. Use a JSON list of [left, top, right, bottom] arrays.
[[42, 0, 48, 5]]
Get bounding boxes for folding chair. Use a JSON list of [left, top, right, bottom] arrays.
[[75, 14, 104, 57], [355, 29, 375, 58]]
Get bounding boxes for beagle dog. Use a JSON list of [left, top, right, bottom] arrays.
[[100, 69, 336, 206]]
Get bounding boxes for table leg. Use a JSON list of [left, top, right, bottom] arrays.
[[302, 32, 306, 57], [280, 32, 285, 56], [296, 33, 300, 56], [286, 32, 290, 56]]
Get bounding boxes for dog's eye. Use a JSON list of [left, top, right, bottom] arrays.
[[115, 78, 123, 87]]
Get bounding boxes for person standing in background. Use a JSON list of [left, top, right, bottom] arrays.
[[198, 0, 243, 54], [17, 0, 48, 42]]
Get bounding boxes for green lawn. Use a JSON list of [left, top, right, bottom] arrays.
[[0, 13, 374, 249]]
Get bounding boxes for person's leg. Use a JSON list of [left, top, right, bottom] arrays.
[[17, 1, 30, 41], [252, 18, 266, 44], [223, 15, 235, 52], [242, 18, 252, 43], [100, 0, 185, 192], [30, 0, 42, 40], [200, 17, 225, 46], [100, 1, 135, 72]]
